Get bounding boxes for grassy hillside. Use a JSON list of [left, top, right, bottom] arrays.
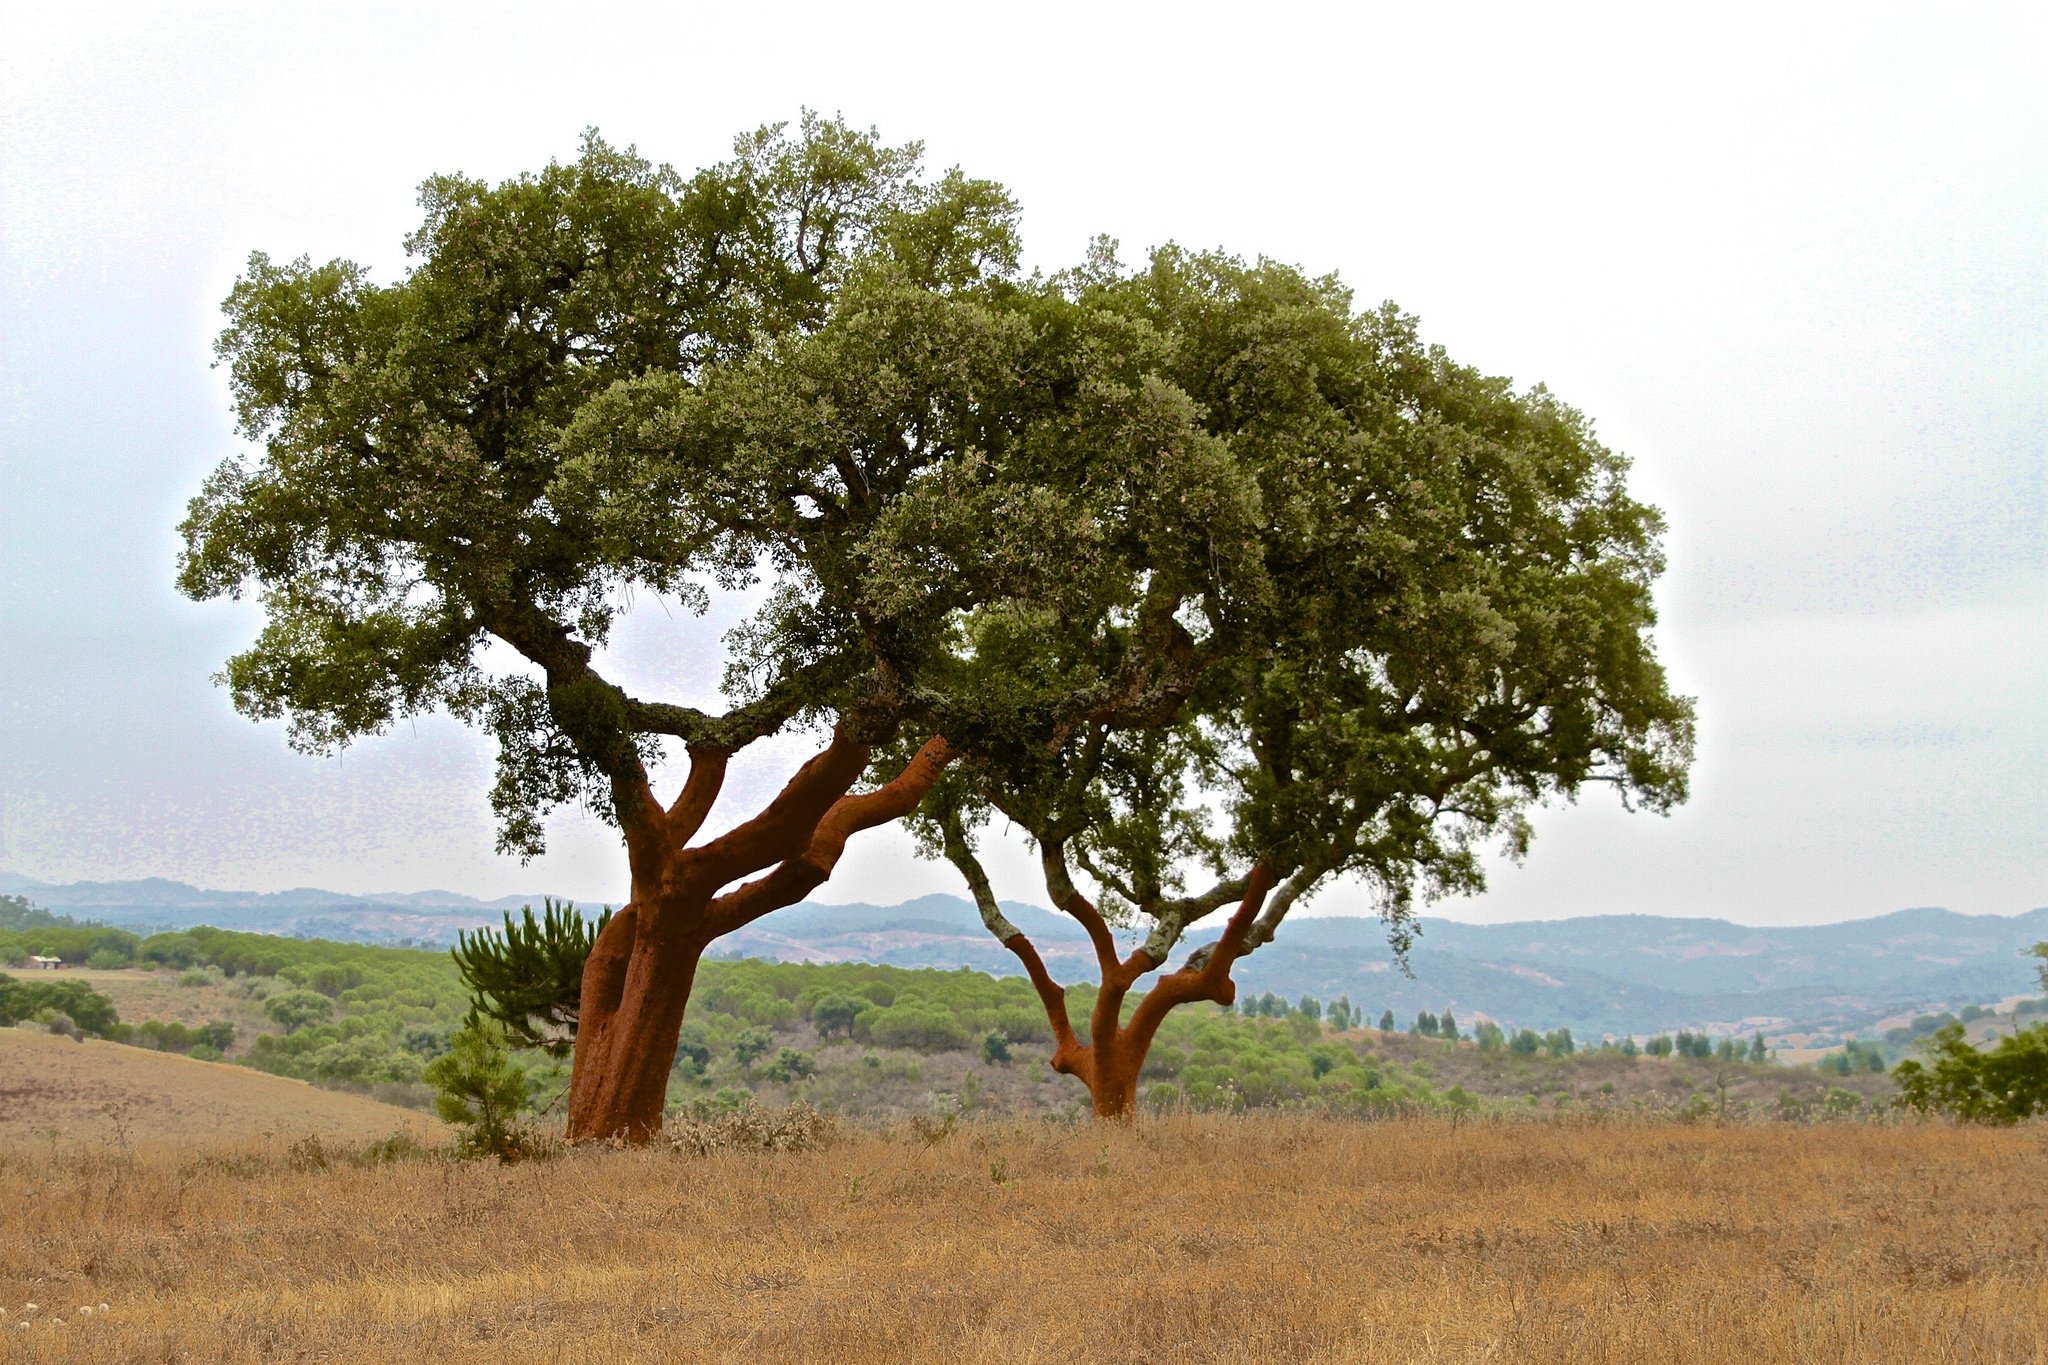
[[7, 919, 1912, 1126], [0, 1116, 2040, 1362], [0, 1028, 440, 1145]]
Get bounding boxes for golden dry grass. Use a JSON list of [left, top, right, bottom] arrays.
[[1, 1115, 2043, 1363], [34, 970, 271, 1049], [0, 1028, 440, 1145]]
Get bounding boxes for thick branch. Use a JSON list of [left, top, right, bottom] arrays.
[[704, 738, 954, 935], [940, 808, 1021, 942], [1139, 874, 1252, 962], [665, 746, 730, 851], [680, 723, 873, 893], [1120, 860, 1278, 1058], [1040, 839, 1122, 980], [1002, 931, 1089, 1080]]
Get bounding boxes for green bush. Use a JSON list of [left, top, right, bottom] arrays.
[[265, 989, 336, 1032], [425, 1018, 534, 1159], [0, 973, 121, 1036], [866, 1001, 971, 1053], [1893, 1022, 2048, 1123]]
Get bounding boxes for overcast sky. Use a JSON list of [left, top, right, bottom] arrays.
[[1, 2, 2041, 925]]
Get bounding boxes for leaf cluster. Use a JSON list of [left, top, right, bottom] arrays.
[[451, 898, 611, 1056]]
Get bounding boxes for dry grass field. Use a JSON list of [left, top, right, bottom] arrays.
[[1, 1114, 2042, 1363], [0, 1028, 440, 1145], [41, 970, 273, 1057]]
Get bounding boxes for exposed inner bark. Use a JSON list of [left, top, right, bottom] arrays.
[[565, 733, 953, 1143], [952, 825, 1279, 1120]]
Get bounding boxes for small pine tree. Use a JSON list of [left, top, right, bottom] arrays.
[[1379, 1009, 1396, 1032], [1749, 1032, 1768, 1063], [1329, 995, 1354, 1032], [450, 899, 611, 1057], [1415, 1011, 1438, 1037], [1297, 995, 1322, 1022], [981, 1030, 1012, 1065], [1440, 1010, 1460, 1042], [424, 1017, 530, 1160]]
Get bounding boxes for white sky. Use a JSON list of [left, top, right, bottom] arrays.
[[1, 2, 2041, 924]]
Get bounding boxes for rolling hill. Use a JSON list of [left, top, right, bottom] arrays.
[[6, 871, 2042, 1039]]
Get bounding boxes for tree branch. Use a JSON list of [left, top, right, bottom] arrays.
[[680, 723, 874, 893], [665, 746, 730, 851], [703, 737, 954, 935]]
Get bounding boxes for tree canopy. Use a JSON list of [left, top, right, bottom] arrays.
[[919, 247, 1695, 1116]]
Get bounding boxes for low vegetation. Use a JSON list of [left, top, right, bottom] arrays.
[[10, 901, 2044, 1133], [0, 1115, 2041, 1363]]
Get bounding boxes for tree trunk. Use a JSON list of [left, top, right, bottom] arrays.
[[1086, 1038, 1144, 1120], [561, 734, 955, 1144], [564, 902, 708, 1143]]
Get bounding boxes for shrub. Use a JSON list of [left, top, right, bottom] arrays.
[[762, 1048, 818, 1083], [811, 992, 865, 1040], [265, 989, 335, 1032], [0, 974, 121, 1036], [731, 1027, 775, 1069], [866, 1002, 971, 1053], [668, 1100, 835, 1156], [981, 1030, 1012, 1065], [1893, 1022, 2048, 1123], [424, 1018, 533, 1160]]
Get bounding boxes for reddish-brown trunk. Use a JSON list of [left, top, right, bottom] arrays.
[[1087, 1038, 1144, 1120], [562, 735, 955, 1145], [1004, 862, 1278, 1122], [564, 901, 708, 1143]]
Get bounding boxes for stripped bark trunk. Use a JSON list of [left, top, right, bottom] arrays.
[[563, 734, 953, 1143], [995, 861, 1278, 1121]]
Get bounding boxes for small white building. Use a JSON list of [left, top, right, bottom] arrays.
[[27, 955, 64, 970]]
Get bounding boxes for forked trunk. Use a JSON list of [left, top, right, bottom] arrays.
[[565, 904, 708, 1143], [1086, 1041, 1144, 1120], [560, 734, 955, 1144]]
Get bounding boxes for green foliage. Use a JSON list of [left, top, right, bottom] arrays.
[[922, 241, 1694, 1046], [133, 1018, 235, 1055], [809, 992, 866, 1040], [731, 1027, 776, 1069], [0, 922, 140, 967], [450, 899, 610, 1056], [1509, 1028, 1542, 1056], [265, 989, 336, 1032], [1817, 1040, 1887, 1075], [1474, 1021, 1506, 1052], [981, 1030, 1012, 1065], [1891, 1022, 2048, 1123], [1379, 1010, 1396, 1032], [425, 1018, 534, 1159], [865, 1001, 972, 1053], [0, 973, 122, 1036], [178, 114, 1096, 865]]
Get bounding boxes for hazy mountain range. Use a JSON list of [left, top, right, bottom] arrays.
[[5, 871, 2042, 1040]]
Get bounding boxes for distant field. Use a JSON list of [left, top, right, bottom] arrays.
[[0, 1115, 2041, 1363], [36, 967, 272, 1053], [0, 1027, 440, 1145]]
